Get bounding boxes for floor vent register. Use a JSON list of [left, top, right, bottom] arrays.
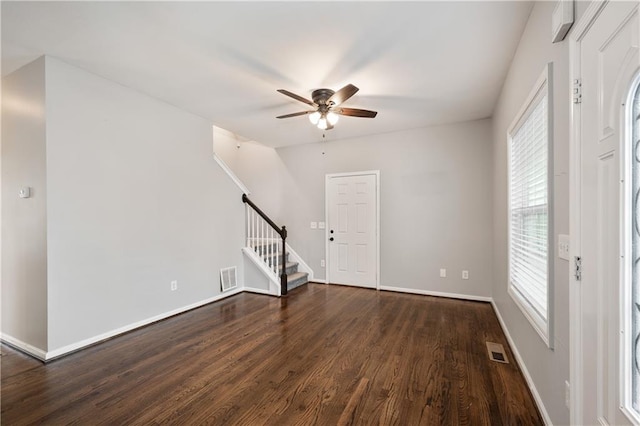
[[486, 341, 509, 364]]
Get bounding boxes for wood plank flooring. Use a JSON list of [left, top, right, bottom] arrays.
[[1, 284, 543, 425]]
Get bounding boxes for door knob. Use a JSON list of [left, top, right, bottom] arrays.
[[329, 237, 334, 241], [330, 230, 334, 234]]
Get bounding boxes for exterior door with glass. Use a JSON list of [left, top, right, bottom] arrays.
[[571, 1, 639, 424]]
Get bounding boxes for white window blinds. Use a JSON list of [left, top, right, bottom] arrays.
[[508, 69, 551, 344]]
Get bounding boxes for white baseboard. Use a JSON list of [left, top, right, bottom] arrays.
[[491, 300, 551, 425], [31, 288, 244, 361], [243, 286, 278, 296], [308, 279, 328, 284], [0, 333, 47, 361], [379, 285, 493, 302]]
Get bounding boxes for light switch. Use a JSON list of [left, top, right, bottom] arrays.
[[318, 222, 326, 229], [558, 234, 570, 261], [19, 187, 31, 198], [310, 222, 317, 229]]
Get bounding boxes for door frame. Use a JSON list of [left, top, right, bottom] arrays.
[[325, 170, 380, 289], [569, 4, 607, 421]]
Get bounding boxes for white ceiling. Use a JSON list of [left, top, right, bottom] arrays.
[[2, 1, 533, 148]]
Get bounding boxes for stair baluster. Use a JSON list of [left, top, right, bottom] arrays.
[[242, 194, 289, 296]]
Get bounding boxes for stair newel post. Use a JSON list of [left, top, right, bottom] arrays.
[[281, 226, 288, 296]]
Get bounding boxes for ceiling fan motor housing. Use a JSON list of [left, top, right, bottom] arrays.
[[312, 88, 335, 107]]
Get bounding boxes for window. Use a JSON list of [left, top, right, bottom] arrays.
[[625, 71, 640, 423], [508, 64, 553, 347]]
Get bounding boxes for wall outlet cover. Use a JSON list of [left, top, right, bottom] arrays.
[[558, 234, 570, 261], [19, 187, 31, 198]]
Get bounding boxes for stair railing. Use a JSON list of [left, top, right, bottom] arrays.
[[242, 194, 288, 296]]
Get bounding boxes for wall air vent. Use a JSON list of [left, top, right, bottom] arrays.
[[220, 266, 238, 292], [486, 341, 509, 364]]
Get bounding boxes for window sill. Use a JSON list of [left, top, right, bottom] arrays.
[[508, 285, 553, 349]]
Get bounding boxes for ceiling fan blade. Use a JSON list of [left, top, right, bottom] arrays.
[[328, 84, 359, 106], [334, 107, 378, 118], [276, 111, 313, 119], [277, 89, 315, 106]]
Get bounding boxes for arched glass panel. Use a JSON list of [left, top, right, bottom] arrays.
[[631, 78, 640, 414]]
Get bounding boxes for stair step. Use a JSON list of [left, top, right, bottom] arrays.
[[282, 261, 298, 275], [266, 261, 299, 275], [287, 271, 308, 291]]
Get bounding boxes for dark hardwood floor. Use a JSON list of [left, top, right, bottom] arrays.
[[1, 284, 543, 425]]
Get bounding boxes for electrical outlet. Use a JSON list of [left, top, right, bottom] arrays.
[[310, 222, 317, 229], [320, 259, 325, 268], [565, 381, 570, 408], [462, 270, 469, 280], [440, 268, 447, 278], [318, 222, 326, 229], [171, 280, 178, 291]]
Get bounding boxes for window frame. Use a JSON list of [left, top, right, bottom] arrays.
[[507, 63, 554, 348], [622, 69, 640, 425]]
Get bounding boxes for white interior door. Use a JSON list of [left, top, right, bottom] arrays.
[[571, 2, 639, 424], [326, 172, 379, 288]]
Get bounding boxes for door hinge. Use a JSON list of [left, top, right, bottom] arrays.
[[574, 256, 582, 281], [573, 79, 582, 104]]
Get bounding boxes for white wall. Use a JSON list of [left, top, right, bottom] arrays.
[[491, 2, 589, 423], [214, 127, 287, 223], [217, 120, 494, 299], [43, 57, 245, 352], [1, 57, 48, 352], [1, 57, 246, 356]]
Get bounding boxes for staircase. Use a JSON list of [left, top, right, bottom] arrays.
[[253, 241, 308, 291], [242, 194, 309, 296]]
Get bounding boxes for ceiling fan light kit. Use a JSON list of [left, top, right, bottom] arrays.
[[277, 84, 377, 130]]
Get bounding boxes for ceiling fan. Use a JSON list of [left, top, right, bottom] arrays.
[[276, 84, 377, 130]]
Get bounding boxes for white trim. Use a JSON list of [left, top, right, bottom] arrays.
[[378, 285, 492, 303], [286, 243, 314, 282], [0, 334, 48, 361], [491, 300, 552, 425], [325, 170, 380, 290], [242, 246, 279, 289], [213, 153, 250, 195], [506, 62, 554, 349], [243, 286, 278, 296], [569, 2, 609, 424], [18, 288, 244, 361], [508, 286, 551, 348], [309, 279, 328, 284]]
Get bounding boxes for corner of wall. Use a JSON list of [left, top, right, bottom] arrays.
[[1, 56, 49, 353]]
